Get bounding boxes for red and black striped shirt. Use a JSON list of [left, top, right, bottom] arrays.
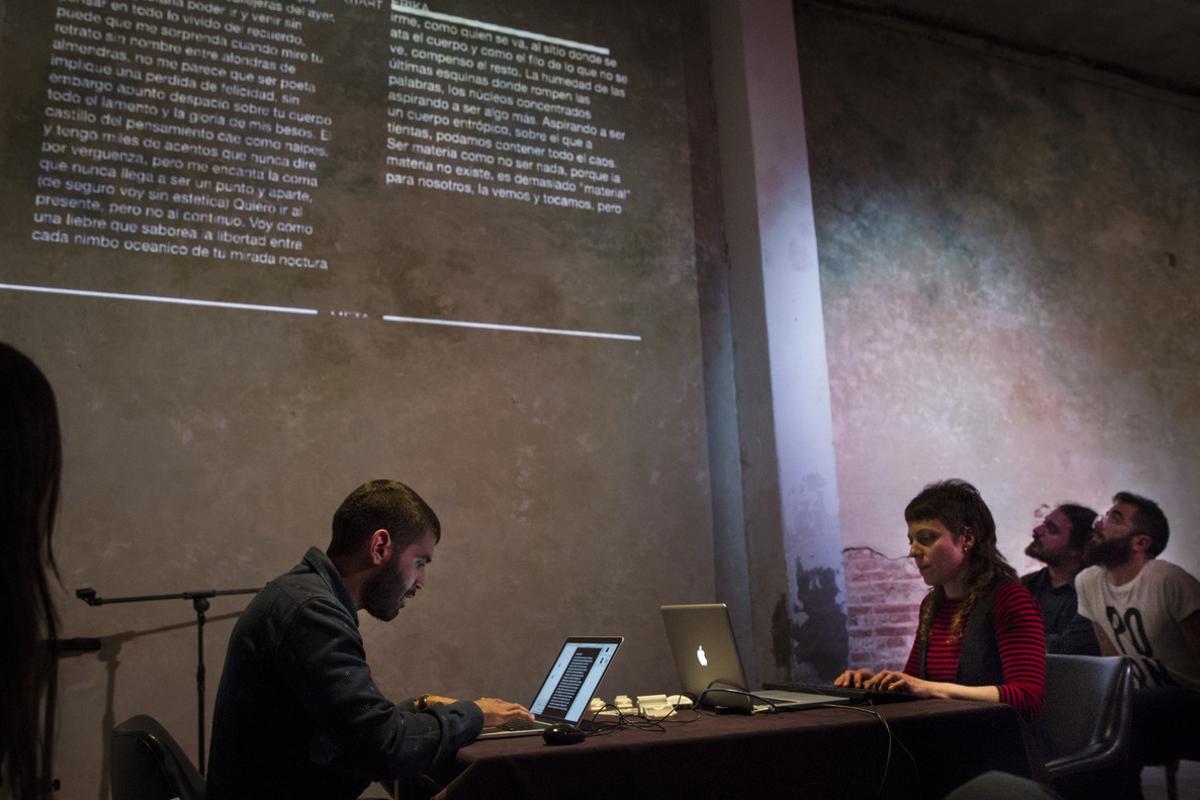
[[903, 581, 1046, 717]]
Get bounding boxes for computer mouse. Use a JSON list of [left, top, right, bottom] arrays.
[[542, 722, 585, 745]]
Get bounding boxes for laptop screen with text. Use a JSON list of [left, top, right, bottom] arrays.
[[529, 638, 622, 723]]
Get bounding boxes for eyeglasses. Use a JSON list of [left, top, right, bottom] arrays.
[[1101, 508, 1129, 525]]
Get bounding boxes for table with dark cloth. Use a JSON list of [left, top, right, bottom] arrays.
[[430, 699, 1037, 799]]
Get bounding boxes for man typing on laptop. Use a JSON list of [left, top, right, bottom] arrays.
[[207, 480, 533, 800]]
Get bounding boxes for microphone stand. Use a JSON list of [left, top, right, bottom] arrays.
[[75, 585, 260, 774]]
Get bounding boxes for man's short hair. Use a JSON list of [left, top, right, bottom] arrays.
[[904, 479, 996, 544], [1112, 491, 1169, 558], [1056, 503, 1098, 551], [328, 480, 441, 559]]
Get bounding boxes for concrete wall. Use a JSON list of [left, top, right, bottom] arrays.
[[2, 1, 719, 794], [795, 5, 1200, 664]]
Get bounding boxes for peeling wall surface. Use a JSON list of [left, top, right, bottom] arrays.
[[844, 548, 928, 670], [796, 6, 1200, 646]]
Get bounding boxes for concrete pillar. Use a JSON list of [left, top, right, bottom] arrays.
[[706, 0, 848, 684]]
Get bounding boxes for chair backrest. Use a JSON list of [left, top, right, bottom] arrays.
[[1039, 654, 1132, 774], [110, 714, 206, 800]]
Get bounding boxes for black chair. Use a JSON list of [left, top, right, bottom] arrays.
[[110, 714, 206, 800], [1037, 654, 1133, 798]]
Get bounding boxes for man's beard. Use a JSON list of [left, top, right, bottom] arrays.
[[1025, 540, 1068, 567], [1083, 533, 1133, 567], [362, 560, 407, 622]]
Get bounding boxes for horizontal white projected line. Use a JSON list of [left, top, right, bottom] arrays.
[[382, 315, 641, 342], [390, 4, 609, 55], [0, 283, 318, 316]]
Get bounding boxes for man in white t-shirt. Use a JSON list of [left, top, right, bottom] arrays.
[[1075, 491, 1200, 797]]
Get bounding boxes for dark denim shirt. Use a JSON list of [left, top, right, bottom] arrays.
[[1021, 567, 1101, 656], [207, 547, 482, 800]]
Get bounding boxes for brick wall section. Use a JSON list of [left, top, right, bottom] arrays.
[[843, 548, 930, 671]]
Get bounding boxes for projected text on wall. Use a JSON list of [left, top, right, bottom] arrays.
[[32, 0, 632, 273], [2, 0, 683, 340]]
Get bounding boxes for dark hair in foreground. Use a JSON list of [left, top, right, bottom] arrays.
[[328, 479, 441, 558], [0, 343, 62, 800], [905, 479, 1016, 642], [1113, 491, 1169, 558], [1057, 503, 1098, 551]]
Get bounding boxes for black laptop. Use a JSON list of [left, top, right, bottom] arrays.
[[476, 636, 623, 738]]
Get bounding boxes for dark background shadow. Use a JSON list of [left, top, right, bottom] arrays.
[[65, 611, 245, 800]]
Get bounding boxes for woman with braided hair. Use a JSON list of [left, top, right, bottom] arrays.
[[836, 479, 1047, 718]]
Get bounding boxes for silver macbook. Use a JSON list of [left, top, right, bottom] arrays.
[[476, 636, 623, 738], [660, 603, 847, 713]]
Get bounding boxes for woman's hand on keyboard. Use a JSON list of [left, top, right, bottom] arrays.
[[834, 668, 874, 688]]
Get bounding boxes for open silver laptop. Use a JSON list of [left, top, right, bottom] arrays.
[[476, 636, 623, 738], [660, 603, 847, 713]]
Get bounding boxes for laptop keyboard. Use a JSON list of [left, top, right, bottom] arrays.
[[763, 682, 919, 704], [487, 718, 546, 732]]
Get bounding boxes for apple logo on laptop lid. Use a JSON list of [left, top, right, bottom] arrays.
[[696, 645, 708, 667]]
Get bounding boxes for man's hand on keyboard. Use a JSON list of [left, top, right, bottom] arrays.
[[474, 697, 535, 727]]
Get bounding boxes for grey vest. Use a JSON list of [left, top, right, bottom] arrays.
[[918, 583, 1005, 686]]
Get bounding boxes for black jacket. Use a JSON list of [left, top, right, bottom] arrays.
[[206, 547, 482, 800], [1021, 567, 1100, 655]]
